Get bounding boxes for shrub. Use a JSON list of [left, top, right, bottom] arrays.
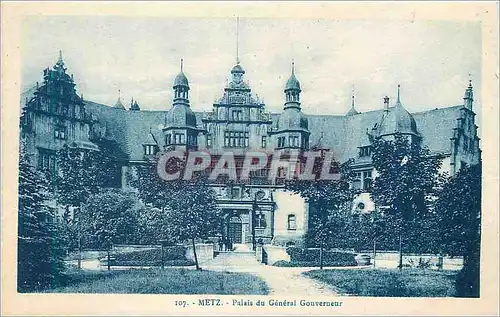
[[408, 257, 432, 269], [285, 247, 357, 266], [112, 246, 186, 262]]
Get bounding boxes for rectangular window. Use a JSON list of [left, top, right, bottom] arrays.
[[359, 146, 372, 157], [144, 145, 156, 155], [38, 149, 56, 174], [224, 131, 249, 148], [54, 124, 66, 140], [287, 214, 297, 230], [207, 134, 212, 147], [232, 110, 243, 121], [277, 136, 286, 148], [166, 134, 171, 145], [288, 136, 299, 147], [261, 136, 267, 148], [174, 133, 184, 144], [363, 171, 372, 190]]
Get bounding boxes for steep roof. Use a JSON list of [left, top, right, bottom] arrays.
[[20, 87, 464, 164]]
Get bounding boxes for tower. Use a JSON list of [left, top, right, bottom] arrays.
[[164, 59, 199, 151], [273, 61, 310, 150], [370, 85, 420, 143]]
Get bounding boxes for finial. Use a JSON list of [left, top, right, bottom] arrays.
[[351, 85, 355, 108], [180, 58, 184, 72], [468, 74, 473, 88], [291, 59, 295, 75], [396, 84, 401, 103], [57, 50, 64, 65], [118, 89, 121, 101], [236, 17, 240, 64]]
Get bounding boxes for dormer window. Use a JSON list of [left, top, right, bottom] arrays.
[[359, 146, 371, 157], [144, 145, 157, 155], [277, 136, 286, 148], [288, 136, 299, 147]]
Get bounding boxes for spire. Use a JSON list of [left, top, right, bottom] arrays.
[[57, 50, 64, 66], [113, 89, 125, 109], [464, 77, 474, 110], [180, 58, 184, 72], [236, 17, 240, 64], [346, 86, 359, 116], [291, 59, 295, 75], [395, 84, 402, 106], [351, 85, 355, 108]]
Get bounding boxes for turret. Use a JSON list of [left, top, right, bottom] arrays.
[[273, 61, 310, 150], [463, 79, 474, 110]]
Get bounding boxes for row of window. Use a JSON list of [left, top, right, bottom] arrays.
[[165, 133, 197, 146], [207, 134, 267, 148], [224, 131, 249, 148], [33, 99, 86, 120], [277, 136, 301, 148], [359, 146, 371, 157]]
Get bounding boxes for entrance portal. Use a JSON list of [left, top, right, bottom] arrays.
[[227, 216, 243, 244]]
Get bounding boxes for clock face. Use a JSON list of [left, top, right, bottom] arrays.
[[255, 190, 265, 200]]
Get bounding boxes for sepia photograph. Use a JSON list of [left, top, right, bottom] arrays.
[[2, 2, 498, 316]]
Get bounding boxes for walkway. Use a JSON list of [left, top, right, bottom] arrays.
[[204, 244, 339, 296]]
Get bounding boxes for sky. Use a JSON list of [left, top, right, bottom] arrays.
[[21, 16, 481, 121]]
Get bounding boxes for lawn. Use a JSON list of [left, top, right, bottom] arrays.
[[43, 268, 269, 295], [304, 268, 458, 297]]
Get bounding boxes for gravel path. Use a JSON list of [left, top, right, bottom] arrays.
[[203, 251, 339, 296]]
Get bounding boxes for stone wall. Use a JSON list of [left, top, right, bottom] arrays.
[[262, 245, 290, 265], [185, 243, 214, 264]]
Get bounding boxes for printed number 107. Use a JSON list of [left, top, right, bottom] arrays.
[[175, 301, 187, 307]]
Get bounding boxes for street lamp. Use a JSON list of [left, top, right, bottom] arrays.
[[251, 193, 257, 251]]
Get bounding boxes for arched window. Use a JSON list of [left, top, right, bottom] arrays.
[[287, 214, 296, 230]]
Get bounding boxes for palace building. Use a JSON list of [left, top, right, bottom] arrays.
[[20, 51, 481, 247]]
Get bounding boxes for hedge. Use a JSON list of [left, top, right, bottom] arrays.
[[112, 259, 195, 267], [112, 246, 187, 262], [284, 247, 357, 267]]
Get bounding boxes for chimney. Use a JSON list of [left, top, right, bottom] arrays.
[[383, 96, 390, 112]]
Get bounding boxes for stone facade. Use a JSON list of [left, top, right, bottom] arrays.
[[20, 53, 482, 247]]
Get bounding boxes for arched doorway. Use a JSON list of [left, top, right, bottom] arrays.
[[227, 215, 243, 244]]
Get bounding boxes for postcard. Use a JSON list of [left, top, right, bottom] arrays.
[[1, 1, 498, 316]]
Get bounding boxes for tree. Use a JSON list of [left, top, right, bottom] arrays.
[[285, 155, 356, 269], [18, 142, 65, 291], [52, 143, 117, 267], [370, 134, 442, 269], [436, 163, 481, 297], [81, 189, 140, 270], [132, 158, 221, 270]]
